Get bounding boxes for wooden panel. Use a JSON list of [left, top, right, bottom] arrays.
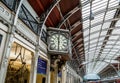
[[61, 25, 66, 29], [59, 0, 79, 16], [28, 0, 44, 15], [72, 34, 82, 43], [71, 25, 82, 35], [46, 7, 61, 27], [28, 0, 53, 16], [69, 10, 81, 25], [40, 0, 53, 11]]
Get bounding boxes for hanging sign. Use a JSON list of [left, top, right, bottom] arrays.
[[37, 57, 47, 74]]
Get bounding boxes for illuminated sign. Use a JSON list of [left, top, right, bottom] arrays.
[[37, 57, 47, 74]]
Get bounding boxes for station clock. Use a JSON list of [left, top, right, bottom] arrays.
[[47, 28, 69, 54]]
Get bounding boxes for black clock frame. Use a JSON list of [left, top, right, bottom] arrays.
[[47, 28, 69, 54]]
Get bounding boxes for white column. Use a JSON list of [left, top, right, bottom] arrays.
[[0, 0, 24, 82], [54, 66, 58, 83], [61, 66, 67, 83], [29, 49, 39, 83], [0, 25, 14, 83], [46, 60, 50, 83]]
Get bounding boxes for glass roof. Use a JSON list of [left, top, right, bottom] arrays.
[[81, 0, 120, 74]]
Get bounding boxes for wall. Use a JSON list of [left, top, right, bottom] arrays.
[[0, 1, 49, 83], [0, 22, 8, 64]]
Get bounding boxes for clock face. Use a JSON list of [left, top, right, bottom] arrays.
[[49, 34, 68, 51]]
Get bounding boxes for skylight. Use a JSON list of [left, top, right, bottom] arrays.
[[81, 0, 120, 74]]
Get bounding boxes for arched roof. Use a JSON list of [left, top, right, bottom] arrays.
[[28, 0, 120, 76]]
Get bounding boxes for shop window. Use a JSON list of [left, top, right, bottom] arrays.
[[18, 5, 39, 34], [5, 43, 33, 83], [41, 30, 47, 43], [2, 0, 20, 11], [0, 34, 3, 46]]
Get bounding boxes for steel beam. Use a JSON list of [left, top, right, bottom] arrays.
[[57, 0, 95, 28], [84, 17, 120, 31], [79, 60, 120, 76], [56, 3, 67, 29], [39, 0, 61, 37], [57, 4, 120, 29], [57, 5, 81, 28]]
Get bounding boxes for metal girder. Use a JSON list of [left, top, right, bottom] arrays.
[[39, 0, 60, 37], [72, 31, 82, 39], [71, 21, 81, 31], [84, 17, 120, 31], [84, 35, 120, 44], [76, 44, 83, 50], [57, 0, 95, 28], [57, 3, 67, 28], [85, 44, 120, 53], [91, 3, 120, 71], [96, 9, 120, 59], [74, 48, 82, 64], [85, 38, 120, 47], [85, 51, 119, 56], [79, 60, 119, 75], [73, 38, 82, 44], [84, 26, 120, 38], [57, 3, 120, 29], [77, 44, 83, 48], [70, 5, 120, 32], [72, 41, 83, 49], [83, 5, 120, 22], [57, 5, 81, 28], [84, 59, 119, 63]]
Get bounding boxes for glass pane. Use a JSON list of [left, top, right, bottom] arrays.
[[109, 0, 119, 8], [112, 28, 120, 35], [90, 32, 99, 40], [105, 9, 116, 20], [91, 25, 101, 33], [82, 0, 119, 73], [115, 20, 120, 26]]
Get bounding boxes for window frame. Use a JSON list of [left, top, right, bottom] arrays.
[[18, 4, 39, 35]]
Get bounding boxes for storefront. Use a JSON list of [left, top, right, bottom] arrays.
[[5, 42, 34, 83]]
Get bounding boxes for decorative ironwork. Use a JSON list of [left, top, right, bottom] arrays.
[[39, 0, 60, 37], [18, 5, 39, 34]]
